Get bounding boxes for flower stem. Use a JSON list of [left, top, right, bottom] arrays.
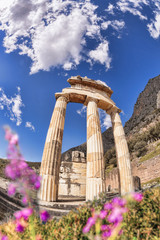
[[29, 214, 36, 240]]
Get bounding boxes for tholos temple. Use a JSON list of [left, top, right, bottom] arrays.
[[39, 76, 134, 202]]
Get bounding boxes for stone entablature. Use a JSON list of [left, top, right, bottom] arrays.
[[55, 76, 118, 112], [39, 76, 133, 202], [69, 76, 113, 97]]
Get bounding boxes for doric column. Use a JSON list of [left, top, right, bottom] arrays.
[[86, 99, 105, 201], [110, 109, 134, 195], [39, 95, 68, 202]]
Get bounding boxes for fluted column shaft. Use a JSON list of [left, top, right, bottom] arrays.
[[86, 100, 105, 201], [111, 111, 134, 195], [39, 96, 67, 201]]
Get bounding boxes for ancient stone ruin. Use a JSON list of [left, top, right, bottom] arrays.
[[58, 151, 86, 198], [39, 76, 133, 202]]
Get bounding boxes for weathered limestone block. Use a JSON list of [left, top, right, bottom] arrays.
[[39, 96, 68, 201], [72, 151, 86, 163], [105, 168, 119, 192], [59, 161, 86, 197], [133, 176, 141, 191], [86, 100, 105, 201], [110, 110, 134, 195]]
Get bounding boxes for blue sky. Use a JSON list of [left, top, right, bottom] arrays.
[[0, 0, 160, 162]]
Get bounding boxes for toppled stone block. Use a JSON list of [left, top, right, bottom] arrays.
[[72, 151, 86, 163], [133, 176, 141, 191]]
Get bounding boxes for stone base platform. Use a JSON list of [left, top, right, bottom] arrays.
[[38, 197, 85, 220]]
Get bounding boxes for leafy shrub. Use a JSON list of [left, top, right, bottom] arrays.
[[1, 188, 159, 240], [134, 141, 146, 151], [140, 145, 160, 162], [104, 122, 160, 166], [122, 188, 160, 239], [136, 147, 148, 158]]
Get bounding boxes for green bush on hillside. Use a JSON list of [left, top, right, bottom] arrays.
[[104, 122, 160, 168]]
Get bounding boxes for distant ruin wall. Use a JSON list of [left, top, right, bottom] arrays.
[[59, 153, 160, 197], [131, 155, 160, 183], [105, 168, 119, 191], [106, 155, 160, 190], [59, 151, 86, 198]]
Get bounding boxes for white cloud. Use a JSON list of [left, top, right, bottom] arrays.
[[116, 0, 160, 39], [89, 40, 111, 70], [0, 87, 23, 126], [77, 105, 86, 117], [105, 3, 115, 15], [147, 12, 160, 39], [99, 109, 112, 130], [25, 122, 35, 131], [147, 0, 160, 39], [0, 0, 129, 74], [77, 106, 112, 130], [101, 20, 125, 31], [117, 0, 148, 20], [1, 0, 159, 74], [0, 0, 103, 73], [30, 8, 88, 74], [102, 114, 112, 129]]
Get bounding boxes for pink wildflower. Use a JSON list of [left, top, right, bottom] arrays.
[[22, 196, 28, 205], [34, 180, 41, 190], [83, 225, 91, 233], [102, 229, 111, 238], [132, 192, 143, 202], [40, 211, 50, 222], [104, 202, 112, 210], [112, 197, 127, 207], [5, 165, 16, 180], [1, 236, 8, 240], [87, 216, 96, 226], [4, 127, 41, 208], [15, 222, 24, 232], [99, 210, 107, 219], [22, 208, 33, 220], [101, 225, 110, 231], [0, 232, 8, 240], [14, 211, 23, 220], [108, 206, 127, 223], [10, 134, 19, 145], [8, 183, 16, 196]]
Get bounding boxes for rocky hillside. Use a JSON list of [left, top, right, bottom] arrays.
[[61, 75, 160, 161], [124, 75, 160, 134]]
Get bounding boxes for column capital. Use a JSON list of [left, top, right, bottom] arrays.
[[55, 93, 70, 103], [84, 96, 98, 106], [106, 105, 121, 115]]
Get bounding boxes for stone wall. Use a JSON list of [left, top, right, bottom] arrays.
[[105, 168, 119, 192], [131, 155, 160, 183], [58, 151, 86, 198], [106, 155, 160, 191], [59, 152, 160, 197]]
